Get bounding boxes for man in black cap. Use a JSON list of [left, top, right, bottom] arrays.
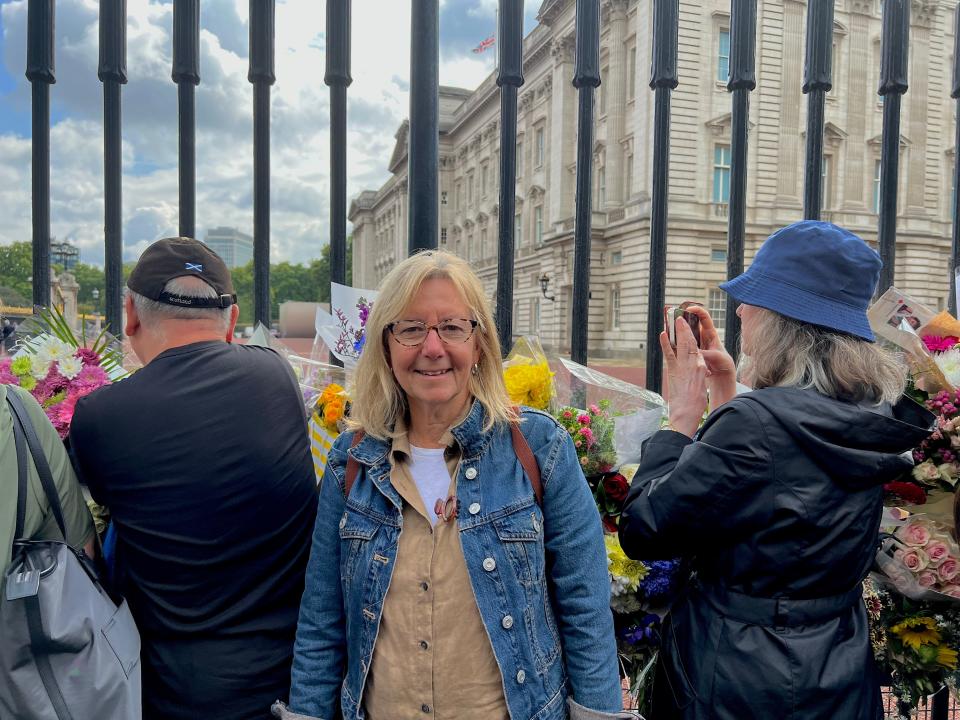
[[69, 237, 317, 720]]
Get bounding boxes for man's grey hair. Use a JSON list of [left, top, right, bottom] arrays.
[[128, 275, 232, 332]]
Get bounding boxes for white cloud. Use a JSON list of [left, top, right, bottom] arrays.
[[0, 0, 531, 266]]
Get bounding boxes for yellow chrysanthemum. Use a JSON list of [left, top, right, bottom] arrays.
[[937, 645, 959, 670], [604, 534, 648, 592], [503, 362, 554, 410], [891, 617, 942, 650]]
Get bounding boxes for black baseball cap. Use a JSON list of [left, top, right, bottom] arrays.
[[127, 237, 237, 309]]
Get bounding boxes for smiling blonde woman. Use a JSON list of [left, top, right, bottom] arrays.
[[277, 251, 630, 720]]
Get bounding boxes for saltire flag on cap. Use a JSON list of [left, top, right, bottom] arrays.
[[472, 35, 495, 53]]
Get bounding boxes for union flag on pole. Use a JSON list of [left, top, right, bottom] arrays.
[[472, 35, 496, 53]]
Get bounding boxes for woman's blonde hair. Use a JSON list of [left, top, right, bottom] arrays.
[[743, 307, 907, 404], [348, 250, 515, 439]]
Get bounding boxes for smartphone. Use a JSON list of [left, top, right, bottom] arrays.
[[664, 302, 703, 349]]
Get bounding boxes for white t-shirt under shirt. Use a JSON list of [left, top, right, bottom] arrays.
[[409, 445, 452, 527]]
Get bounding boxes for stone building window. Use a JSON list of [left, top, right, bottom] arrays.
[[610, 285, 621, 330], [600, 66, 609, 115], [873, 159, 881, 214], [517, 141, 524, 177], [718, 29, 730, 83], [515, 213, 522, 246], [708, 288, 726, 334], [627, 45, 637, 101], [713, 145, 731, 204], [535, 127, 545, 168], [441, 191, 448, 205], [441, 227, 447, 245], [534, 205, 544, 246]]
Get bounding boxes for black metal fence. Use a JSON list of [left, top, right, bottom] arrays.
[[21, 0, 960, 395]]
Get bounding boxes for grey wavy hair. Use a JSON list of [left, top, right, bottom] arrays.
[[128, 275, 232, 333], [741, 307, 907, 405]]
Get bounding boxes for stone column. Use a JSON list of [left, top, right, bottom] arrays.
[[776, 1, 804, 202], [841, 2, 872, 209], [603, 0, 629, 208], [906, 12, 932, 212], [549, 35, 577, 226], [633, 0, 652, 201]]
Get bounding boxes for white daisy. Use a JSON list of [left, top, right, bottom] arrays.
[[935, 349, 960, 389], [58, 356, 83, 380]]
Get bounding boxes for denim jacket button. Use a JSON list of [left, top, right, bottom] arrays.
[[421, 704, 431, 713], [483, 557, 496, 572], [468, 502, 481, 515], [502, 614, 514, 629], [516, 670, 526, 684], [464, 467, 478, 479]]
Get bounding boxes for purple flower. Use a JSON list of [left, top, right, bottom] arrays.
[[618, 614, 662, 647], [638, 559, 682, 603]]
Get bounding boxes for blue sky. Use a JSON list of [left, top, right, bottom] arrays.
[[0, 0, 542, 265]]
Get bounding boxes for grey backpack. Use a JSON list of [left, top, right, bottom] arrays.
[[0, 390, 142, 720]]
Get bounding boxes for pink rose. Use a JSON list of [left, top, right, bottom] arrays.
[[938, 558, 960, 582], [895, 548, 930, 572], [918, 570, 939, 588], [896, 522, 932, 548], [940, 585, 960, 598], [926, 540, 950, 567]]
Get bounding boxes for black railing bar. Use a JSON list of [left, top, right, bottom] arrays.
[[877, 0, 910, 295], [249, 0, 276, 327], [99, 0, 127, 336], [723, 0, 755, 360], [801, 0, 833, 221], [495, 0, 524, 355], [27, 0, 55, 309], [644, 0, 678, 394], [408, 0, 439, 254]]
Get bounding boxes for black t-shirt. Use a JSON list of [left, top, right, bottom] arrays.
[[70, 341, 316, 642]]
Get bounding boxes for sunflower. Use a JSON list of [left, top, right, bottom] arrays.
[[890, 617, 942, 650], [937, 645, 959, 670]]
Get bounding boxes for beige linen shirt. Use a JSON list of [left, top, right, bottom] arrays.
[[363, 419, 509, 720]]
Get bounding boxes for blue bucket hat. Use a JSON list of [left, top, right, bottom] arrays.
[[719, 220, 881, 341]]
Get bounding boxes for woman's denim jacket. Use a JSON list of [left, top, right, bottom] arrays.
[[286, 402, 623, 720]]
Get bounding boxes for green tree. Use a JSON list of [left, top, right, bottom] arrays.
[[0, 241, 34, 300]]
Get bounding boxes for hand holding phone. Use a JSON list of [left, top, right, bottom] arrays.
[[664, 302, 703, 350]]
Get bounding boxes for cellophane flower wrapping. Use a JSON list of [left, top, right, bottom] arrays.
[[284, 352, 351, 486], [502, 336, 555, 411], [549, 358, 667, 473], [864, 292, 960, 711]]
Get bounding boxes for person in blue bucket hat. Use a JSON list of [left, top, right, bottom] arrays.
[[619, 221, 935, 720]]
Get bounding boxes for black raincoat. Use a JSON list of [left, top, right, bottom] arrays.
[[619, 387, 934, 720]]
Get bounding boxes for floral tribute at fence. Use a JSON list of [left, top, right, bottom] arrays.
[[0, 308, 123, 438], [502, 336, 676, 709], [865, 290, 960, 716]]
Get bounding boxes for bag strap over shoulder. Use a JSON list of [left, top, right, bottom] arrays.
[[343, 414, 543, 507], [510, 420, 543, 507], [343, 431, 365, 500], [9, 393, 29, 541], [6, 390, 68, 540]]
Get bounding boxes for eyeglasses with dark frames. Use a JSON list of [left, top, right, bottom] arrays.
[[387, 318, 479, 347]]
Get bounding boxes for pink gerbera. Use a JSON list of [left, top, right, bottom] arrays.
[[923, 335, 960, 353], [74, 364, 109, 392]]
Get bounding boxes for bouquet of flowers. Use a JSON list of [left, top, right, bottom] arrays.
[[865, 576, 960, 717], [503, 336, 554, 411], [602, 467, 684, 711], [556, 401, 617, 477], [0, 308, 124, 438]]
